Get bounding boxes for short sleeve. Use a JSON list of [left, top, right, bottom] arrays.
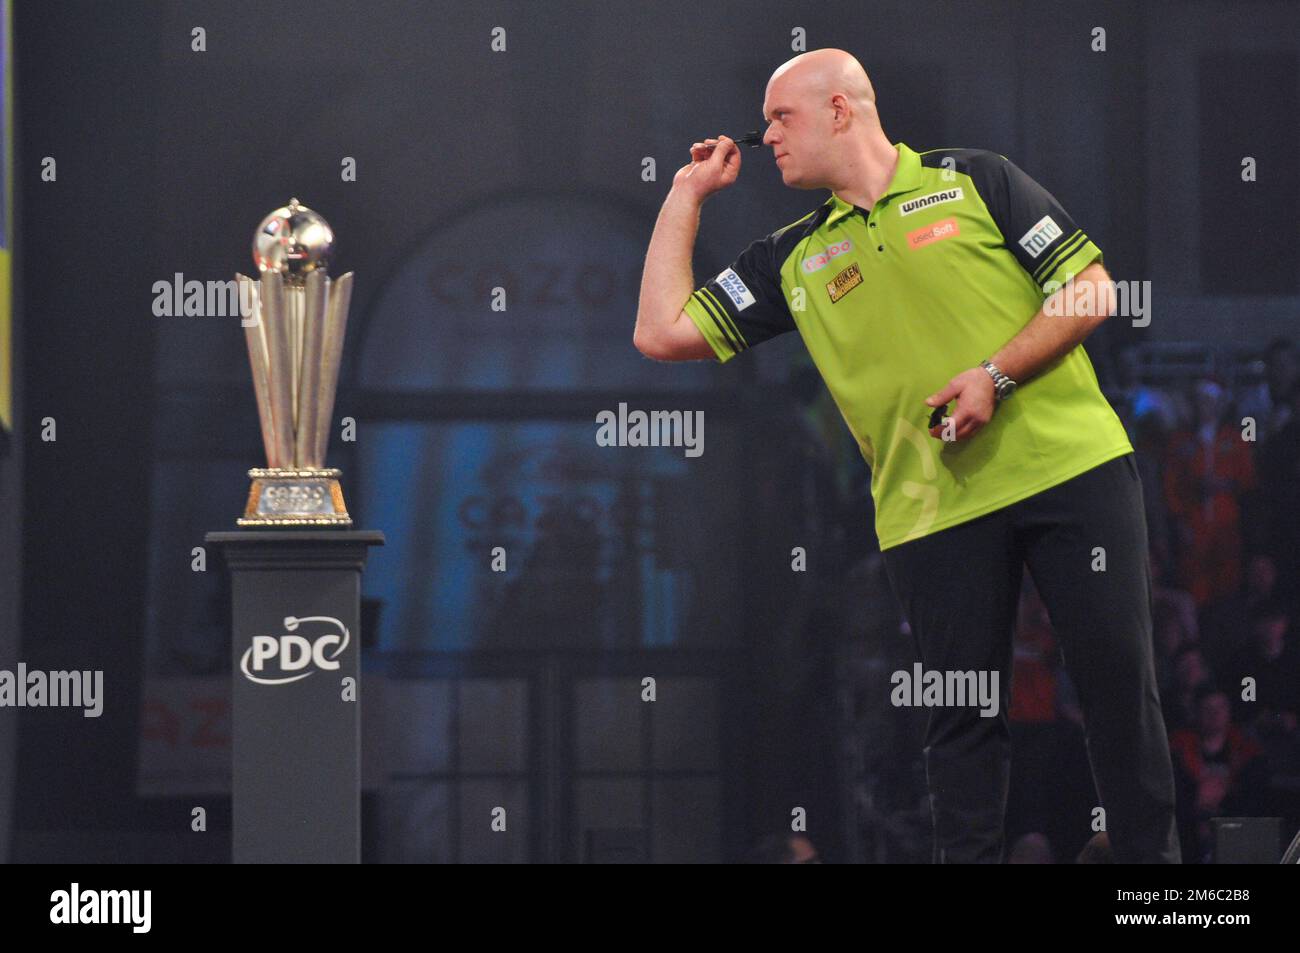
[[682, 235, 797, 363], [972, 153, 1104, 295]]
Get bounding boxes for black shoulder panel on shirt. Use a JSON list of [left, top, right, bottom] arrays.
[[917, 148, 1011, 224], [918, 147, 1093, 288], [768, 201, 835, 271], [917, 147, 1008, 171]]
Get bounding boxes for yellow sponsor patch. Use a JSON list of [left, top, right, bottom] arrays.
[[826, 261, 863, 303]]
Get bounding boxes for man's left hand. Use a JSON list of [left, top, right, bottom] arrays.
[[925, 368, 997, 441]]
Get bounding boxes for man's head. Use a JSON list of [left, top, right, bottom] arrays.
[[1191, 376, 1225, 427], [1251, 599, 1289, 658], [1196, 685, 1231, 735], [761, 49, 887, 190]]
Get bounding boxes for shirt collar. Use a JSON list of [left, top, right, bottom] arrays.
[[825, 142, 923, 225]]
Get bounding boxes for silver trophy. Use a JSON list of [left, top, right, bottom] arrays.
[[236, 198, 354, 526]]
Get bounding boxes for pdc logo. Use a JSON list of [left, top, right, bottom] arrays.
[[240, 615, 350, 685]]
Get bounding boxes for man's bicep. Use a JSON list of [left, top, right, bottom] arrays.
[[666, 308, 724, 361], [682, 237, 796, 363]]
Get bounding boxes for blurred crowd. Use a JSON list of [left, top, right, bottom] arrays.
[[1008, 336, 1299, 862], [746, 335, 1297, 863]]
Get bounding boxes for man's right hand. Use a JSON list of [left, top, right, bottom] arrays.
[[672, 135, 741, 202]]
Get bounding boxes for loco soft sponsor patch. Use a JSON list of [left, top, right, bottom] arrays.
[[715, 267, 756, 311]]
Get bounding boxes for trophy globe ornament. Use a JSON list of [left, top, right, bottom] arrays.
[[236, 199, 354, 526], [253, 197, 334, 279]]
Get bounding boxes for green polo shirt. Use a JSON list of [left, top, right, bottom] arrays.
[[684, 142, 1133, 550]]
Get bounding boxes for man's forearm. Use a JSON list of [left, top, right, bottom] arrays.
[[989, 263, 1116, 384], [635, 188, 702, 341]]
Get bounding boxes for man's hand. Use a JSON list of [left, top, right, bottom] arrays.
[[925, 368, 997, 441], [672, 135, 741, 203]]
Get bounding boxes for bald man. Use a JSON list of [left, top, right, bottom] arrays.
[[635, 49, 1181, 864]]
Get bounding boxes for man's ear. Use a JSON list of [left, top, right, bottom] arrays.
[[830, 93, 850, 126]]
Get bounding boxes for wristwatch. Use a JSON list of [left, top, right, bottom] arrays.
[[980, 359, 1017, 402]]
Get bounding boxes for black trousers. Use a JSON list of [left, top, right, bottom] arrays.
[[881, 452, 1181, 863]]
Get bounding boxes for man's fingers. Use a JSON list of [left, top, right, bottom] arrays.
[[681, 136, 741, 195], [714, 139, 741, 174], [690, 137, 722, 159], [929, 412, 981, 441], [927, 382, 960, 407], [954, 416, 989, 441]]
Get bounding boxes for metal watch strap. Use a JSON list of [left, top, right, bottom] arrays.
[[980, 359, 1015, 401]]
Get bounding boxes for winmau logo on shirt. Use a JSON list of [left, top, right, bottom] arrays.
[[898, 187, 963, 216]]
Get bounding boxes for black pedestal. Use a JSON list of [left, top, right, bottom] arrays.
[[206, 530, 384, 863]]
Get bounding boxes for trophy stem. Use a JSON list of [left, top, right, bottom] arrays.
[[313, 271, 353, 467], [288, 283, 305, 437], [260, 272, 297, 467], [238, 274, 279, 468], [296, 270, 328, 468]]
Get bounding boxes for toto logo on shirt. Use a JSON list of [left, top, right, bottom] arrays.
[[714, 267, 756, 311], [801, 238, 854, 273], [239, 615, 349, 685], [1018, 215, 1063, 258]]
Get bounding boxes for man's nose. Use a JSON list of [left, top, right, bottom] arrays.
[[762, 124, 779, 145]]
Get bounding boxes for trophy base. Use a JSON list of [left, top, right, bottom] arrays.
[[238, 468, 353, 527]]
